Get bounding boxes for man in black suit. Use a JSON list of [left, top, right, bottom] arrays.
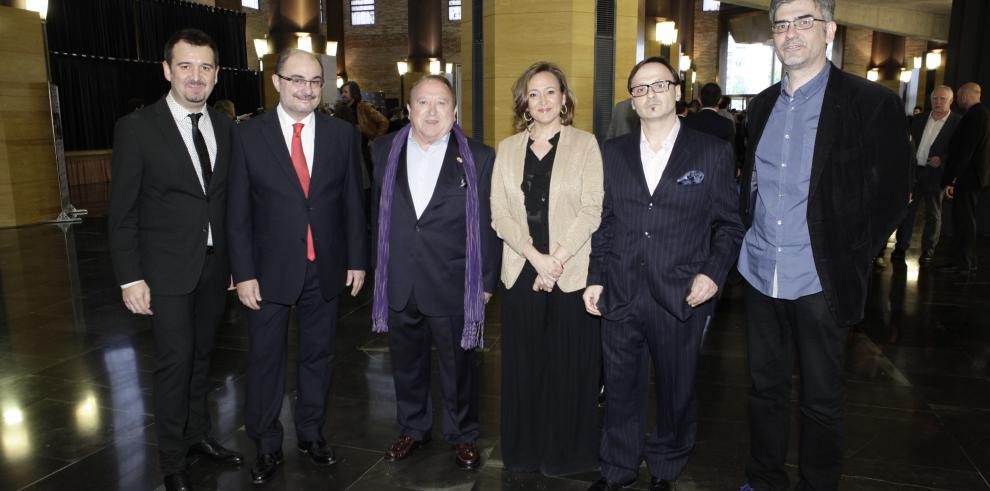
[[939, 82, 990, 274], [583, 57, 744, 491], [369, 75, 499, 470], [684, 82, 735, 145], [892, 85, 960, 264], [227, 49, 367, 483], [736, 1, 911, 489], [108, 29, 244, 491]]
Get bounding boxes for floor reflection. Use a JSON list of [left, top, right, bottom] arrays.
[[0, 215, 989, 489]]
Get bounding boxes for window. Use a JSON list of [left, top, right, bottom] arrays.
[[724, 33, 781, 95], [449, 0, 462, 21], [702, 0, 720, 11], [351, 0, 374, 25], [241, 0, 259, 8]]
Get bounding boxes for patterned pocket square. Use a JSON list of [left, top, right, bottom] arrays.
[[677, 170, 705, 185]]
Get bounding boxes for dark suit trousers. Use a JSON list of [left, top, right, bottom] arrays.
[[600, 294, 708, 484], [744, 283, 848, 491], [952, 188, 979, 270], [150, 252, 226, 475], [895, 166, 944, 256], [388, 292, 479, 444], [245, 260, 338, 454]]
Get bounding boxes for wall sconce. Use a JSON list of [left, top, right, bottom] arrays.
[[326, 41, 338, 56], [445, 62, 453, 74], [679, 54, 692, 71], [336, 76, 344, 88], [253, 39, 269, 58], [866, 68, 879, 82], [297, 34, 312, 53], [429, 59, 442, 75], [913, 56, 923, 70], [396, 61, 409, 75], [656, 20, 677, 45], [899, 68, 912, 83], [26, 0, 48, 19], [925, 50, 942, 70]]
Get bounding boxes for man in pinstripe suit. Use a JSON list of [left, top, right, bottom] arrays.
[[583, 57, 745, 491]]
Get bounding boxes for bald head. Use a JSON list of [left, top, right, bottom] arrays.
[[958, 83, 982, 110]]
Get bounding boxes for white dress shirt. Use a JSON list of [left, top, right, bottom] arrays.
[[406, 132, 450, 218], [640, 118, 681, 194], [276, 104, 316, 174], [915, 112, 950, 166]]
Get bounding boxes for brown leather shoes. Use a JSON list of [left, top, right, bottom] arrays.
[[454, 442, 480, 469], [384, 435, 428, 462]]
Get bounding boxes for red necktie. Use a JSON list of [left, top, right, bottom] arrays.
[[291, 123, 315, 261]]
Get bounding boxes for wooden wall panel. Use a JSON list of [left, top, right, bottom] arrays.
[[0, 6, 60, 227]]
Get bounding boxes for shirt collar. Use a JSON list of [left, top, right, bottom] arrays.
[[408, 131, 451, 152], [782, 61, 831, 99], [640, 117, 680, 156], [276, 104, 315, 130], [165, 92, 207, 122]]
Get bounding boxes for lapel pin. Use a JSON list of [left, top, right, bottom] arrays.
[[456, 156, 463, 164]]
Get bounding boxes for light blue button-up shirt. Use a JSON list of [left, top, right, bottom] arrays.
[[738, 62, 831, 300]]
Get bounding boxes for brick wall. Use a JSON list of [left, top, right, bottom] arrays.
[[343, 0, 462, 102], [691, 0, 719, 91], [842, 26, 873, 79]]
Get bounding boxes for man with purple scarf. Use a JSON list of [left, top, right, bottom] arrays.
[[370, 75, 499, 470]]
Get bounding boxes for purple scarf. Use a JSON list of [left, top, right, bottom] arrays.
[[371, 123, 485, 350]]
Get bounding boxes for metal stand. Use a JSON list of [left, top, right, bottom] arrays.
[[48, 83, 86, 223]]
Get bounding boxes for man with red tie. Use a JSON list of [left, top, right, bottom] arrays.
[[227, 49, 367, 484]]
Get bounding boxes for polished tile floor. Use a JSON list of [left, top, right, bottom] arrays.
[[1, 206, 989, 490]]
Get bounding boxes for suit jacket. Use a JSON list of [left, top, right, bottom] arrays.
[[740, 64, 912, 326], [109, 96, 232, 295], [588, 127, 744, 322], [684, 108, 735, 145], [227, 110, 368, 304], [942, 102, 990, 191], [371, 131, 500, 316], [909, 110, 961, 167], [491, 125, 603, 292]]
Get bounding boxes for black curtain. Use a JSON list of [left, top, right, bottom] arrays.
[[46, 0, 138, 59], [52, 54, 259, 151], [136, 0, 248, 68], [46, 0, 257, 150]]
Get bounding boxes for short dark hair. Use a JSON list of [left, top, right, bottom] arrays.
[[700, 83, 722, 107], [510, 62, 577, 133], [341, 80, 363, 104], [675, 100, 687, 115], [626, 56, 680, 93], [274, 49, 325, 78], [164, 29, 218, 65], [409, 75, 456, 102]]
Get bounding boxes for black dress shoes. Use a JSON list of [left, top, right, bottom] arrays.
[[587, 477, 625, 491], [188, 438, 244, 466], [650, 477, 674, 490], [250, 450, 283, 485], [297, 439, 337, 465], [163, 472, 193, 491]]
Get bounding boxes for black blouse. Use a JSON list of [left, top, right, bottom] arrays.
[[521, 132, 560, 254]]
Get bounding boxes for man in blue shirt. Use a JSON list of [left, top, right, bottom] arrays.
[[737, 0, 912, 489]]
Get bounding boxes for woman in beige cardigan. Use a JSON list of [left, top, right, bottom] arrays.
[[490, 61, 604, 475]]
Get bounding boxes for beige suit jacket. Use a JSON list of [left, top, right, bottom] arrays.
[[491, 125, 604, 292]]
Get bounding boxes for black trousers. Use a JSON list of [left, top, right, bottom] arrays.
[[895, 166, 944, 256], [952, 188, 979, 270], [388, 292, 479, 444], [744, 283, 848, 491], [150, 252, 226, 475], [600, 294, 708, 484], [500, 266, 600, 475], [245, 260, 339, 454]]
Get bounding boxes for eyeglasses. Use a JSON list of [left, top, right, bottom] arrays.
[[771, 15, 826, 33], [629, 80, 677, 97], [276, 74, 325, 88]]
